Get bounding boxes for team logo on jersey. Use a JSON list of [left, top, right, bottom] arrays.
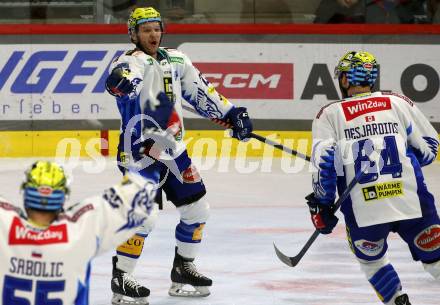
[[414, 225, 440, 251], [354, 239, 385, 256], [9, 217, 68, 245], [342, 97, 392, 121], [362, 181, 403, 201]]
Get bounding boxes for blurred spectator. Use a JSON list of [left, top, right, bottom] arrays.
[[105, 0, 203, 23], [429, 0, 440, 22], [30, 0, 49, 21], [240, 0, 294, 23], [165, 6, 209, 23], [365, 0, 430, 24], [104, 0, 160, 22], [314, 0, 365, 23], [314, 0, 429, 23]]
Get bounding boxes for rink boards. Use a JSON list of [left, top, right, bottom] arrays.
[[0, 130, 312, 158]]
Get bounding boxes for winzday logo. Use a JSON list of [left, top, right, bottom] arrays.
[[342, 97, 392, 121], [9, 217, 68, 245]]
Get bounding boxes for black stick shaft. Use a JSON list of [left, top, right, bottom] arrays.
[[182, 104, 311, 162]]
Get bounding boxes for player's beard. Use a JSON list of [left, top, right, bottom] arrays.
[[137, 41, 158, 58], [135, 32, 161, 58]]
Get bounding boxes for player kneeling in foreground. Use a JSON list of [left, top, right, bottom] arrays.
[[0, 94, 180, 305], [307, 51, 439, 305]]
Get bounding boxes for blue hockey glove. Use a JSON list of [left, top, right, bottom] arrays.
[[306, 192, 338, 234], [105, 63, 135, 97], [224, 106, 253, 141]]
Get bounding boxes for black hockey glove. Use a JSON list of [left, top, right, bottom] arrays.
[[224, 106, 253, 141], [105, 63, 135, 97], [306, 192, 338, 235]]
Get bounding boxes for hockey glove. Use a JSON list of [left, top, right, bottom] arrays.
[[306, 192, 338, 234], [105, 63, 135, 97], [224, 106, 253, 141]]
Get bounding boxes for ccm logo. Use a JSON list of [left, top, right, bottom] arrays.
[[194, 63, 293, 99]]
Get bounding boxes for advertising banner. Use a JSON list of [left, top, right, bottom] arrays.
[[0, 44, 129, 120], [182, 43, 440, 122], [0, 43, 439, 122]]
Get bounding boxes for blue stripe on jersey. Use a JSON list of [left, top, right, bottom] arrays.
[[369, 264, 401, 303], [406, 123, 412, 136], [313, 147, 337, 204], [75, 260, 92, 305], [116, 95, 142, 138], [406, 147, 434, 205], [182, 89, 223, 119], [423, 136, 439, 158]]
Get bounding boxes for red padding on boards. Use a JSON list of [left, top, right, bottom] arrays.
[[0, 23, 440, 35]]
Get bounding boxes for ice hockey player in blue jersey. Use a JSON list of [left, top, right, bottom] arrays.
[[104, 6, 253, 305], [306, 51, 440, 305]]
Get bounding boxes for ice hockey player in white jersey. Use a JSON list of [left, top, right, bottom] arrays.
[[104, 6, 253, 304], [0, 161, 159, 305], [306, 51, 440, 305], [0, 87, 181, 305]]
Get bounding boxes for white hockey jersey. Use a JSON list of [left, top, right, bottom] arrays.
[[0, 173, 158, 305], [311, 91, 439, 227], [110, 47, 234, 156]]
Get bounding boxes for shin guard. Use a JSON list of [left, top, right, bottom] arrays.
[[369, 264, 402, 303]]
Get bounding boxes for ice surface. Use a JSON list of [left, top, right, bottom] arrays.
[[1, 158, 439, 305]]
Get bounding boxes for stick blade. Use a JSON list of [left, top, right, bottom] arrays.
[[273, 243, 299, 267]]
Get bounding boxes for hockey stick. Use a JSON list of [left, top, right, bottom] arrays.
[[181, 104, 311, 162], [273, 168, 364, 267]]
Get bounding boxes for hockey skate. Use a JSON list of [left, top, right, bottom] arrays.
[[169, 248, 212, 297], [394, 294, 411, 305], [111, 256, 150, 305]]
